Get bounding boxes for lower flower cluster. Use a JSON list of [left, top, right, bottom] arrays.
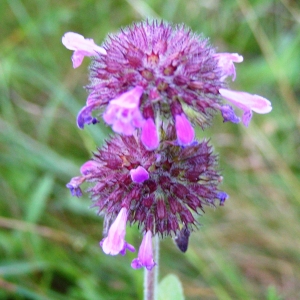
[[67, 126, 227, 270]]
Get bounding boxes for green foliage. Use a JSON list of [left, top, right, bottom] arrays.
[[158, 274, 184, 300], [1, 0, 299, 299]]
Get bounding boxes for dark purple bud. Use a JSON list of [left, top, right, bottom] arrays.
[[168, 196, 178, 214], [143, 195, 154, 208], [170, 100, 183, 117], [146, 214, 154, 232], [169, 215, 180, 232], [180, 209, 194, 224], [174, 227, 190, 253], [157, 199, 166, 219], [172, 183, 189, 199]]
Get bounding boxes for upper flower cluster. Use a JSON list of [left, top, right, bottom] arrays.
[[62, 20, 271, 150]]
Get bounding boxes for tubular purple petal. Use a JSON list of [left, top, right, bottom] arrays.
[[100, 207, 135, 256], [141, 118, 159, 150], [131, 230, 156, 271], [175, 113, 195, 146]]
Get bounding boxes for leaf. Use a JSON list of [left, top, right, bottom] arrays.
[[158, 274, 184, 300]]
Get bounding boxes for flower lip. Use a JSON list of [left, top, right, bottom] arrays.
[[62, 32, 106, 55], [62, 32, 106, 68], [214, 53, 243, 81], [219, 88, 272, 114], [103, 86, 145, 136]]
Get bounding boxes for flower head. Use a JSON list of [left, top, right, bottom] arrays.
[[63, 21, 228, 148], [63, 20, 272, 146], [67, 125, 225, 243]]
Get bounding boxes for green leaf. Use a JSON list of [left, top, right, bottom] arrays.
[[158, 274, 184, 300]]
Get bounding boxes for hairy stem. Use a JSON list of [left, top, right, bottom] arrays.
[[144, 235, 159, 300]]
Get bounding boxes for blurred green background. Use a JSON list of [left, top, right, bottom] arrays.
[[1, 0, 299, 299]]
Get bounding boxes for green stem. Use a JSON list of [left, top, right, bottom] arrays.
[[144, 235, 159, 300]]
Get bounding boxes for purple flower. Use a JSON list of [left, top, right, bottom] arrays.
[[100, 207, 135, 256], [62, 32, 106, 68], [214, 53, 243, 81], [219, 88, 272, 126], [66, 176, 85, 197], [130, 166, 149, 183], [131, 230, 156, 270], [103, 86, 145, 135], [175, 113, 195, 146]]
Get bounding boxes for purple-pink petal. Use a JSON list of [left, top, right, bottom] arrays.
[[80, 160, 100, 175], [62, 32, 106, 68], [175, 113, 195, 146], [130, 166, 149, 183], [103, 86, 145, 136], [219, 88, 272, 114], [131, 230, 156, 271], [214, 53, 243, 81], [100, 207, 135, 256], [141, 118, 159, 150]]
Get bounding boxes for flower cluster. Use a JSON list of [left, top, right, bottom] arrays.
[[63, 20, 271, 270]]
